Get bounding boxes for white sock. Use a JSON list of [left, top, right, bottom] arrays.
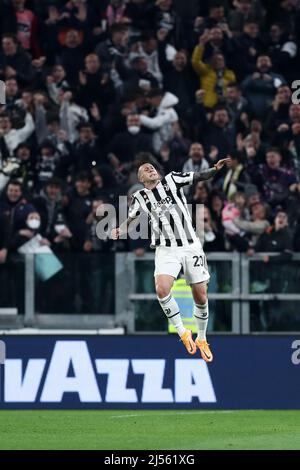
[[194, 302, 209, 341], [158, 294, 186, 337]]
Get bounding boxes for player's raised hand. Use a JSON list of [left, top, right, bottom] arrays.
[[214, 157, 232, 171], [111, 228, 120, 240]]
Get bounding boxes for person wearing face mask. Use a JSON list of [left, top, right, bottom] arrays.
[[107, 114, 153, 171], [10, 211, 50, 252]]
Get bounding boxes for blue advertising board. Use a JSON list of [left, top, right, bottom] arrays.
[[0, 335, 300, 409]]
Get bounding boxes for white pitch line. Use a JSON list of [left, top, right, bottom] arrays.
[[109, 411, 241, 419]]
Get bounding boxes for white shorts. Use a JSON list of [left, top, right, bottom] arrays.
[[154, 241, 210, 286]]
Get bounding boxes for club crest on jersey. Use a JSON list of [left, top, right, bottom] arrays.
[[163, 183, 170, 192]]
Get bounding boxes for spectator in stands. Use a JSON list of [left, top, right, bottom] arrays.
[[91, 166, 117, 201], [182, 142, 210, 174], [70, 122, 103, 175], [233, 201, 270, 248], [13, 143, 36, 192], [188, 181, 210, 206], [265, 84, 292, 139], [10, 210, 50, 252], [242, 55, 286, 118], [198, 205, 226, 252], [201, 25, 234, 66], [209, 190, 226, 240], [157, 29, 196, 116], [46, 65, 70, 105], [84, 199, 114, 255], [265, 0, 298, 36], [0, 33, 34, 86], [124, 0, 154, 31], [140, 31, 163, 86], [247, 147, 298, 208], [201, 1, 227, 30], [95, 23, 129, 73], [64, 172, 93, 250], [203, 106, 235, 159], [108, 114, 153, 166], [58, 29, 86, 86], [222, 152, 251, 199], [123, 54, 159, 95], [10, 0, 41, 58], [192, 30, 236, 108], [228, 0, 263, 33], [5, 78, 19, 110], [78, 53, 115, 112], [58, 90, 89, 144], [225, 83, 249, 122], [232, 20, 264, 81], [0, 111, 34, 156], [0, 180, 35, 232], [186, 88, 208, 142], [252, 210, 293, 263], [151, 0, 178, 44], [35, 141, 63, 192], [222, 191, 250, 251], [264, 23, 297, 80], [139, 88, 179, 154], [33, 178, 64, 237]]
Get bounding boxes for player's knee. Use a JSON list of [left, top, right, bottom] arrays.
[[195, 293, 208, 306], [156, 284, 171, 300]]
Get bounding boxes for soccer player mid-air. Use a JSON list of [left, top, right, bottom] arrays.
[[111, 158, 231, 362]]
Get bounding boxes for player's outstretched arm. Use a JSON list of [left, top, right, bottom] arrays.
[[193, 157, 232, 183], [111, 217, 137, 240]]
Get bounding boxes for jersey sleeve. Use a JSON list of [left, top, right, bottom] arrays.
[[171, 171, 194, 187], [128, 195, 141, 219]]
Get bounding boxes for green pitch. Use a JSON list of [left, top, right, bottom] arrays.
[[0, 410, 300, 450]]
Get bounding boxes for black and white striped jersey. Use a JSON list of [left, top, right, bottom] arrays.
[[128, 171, 199, 248]]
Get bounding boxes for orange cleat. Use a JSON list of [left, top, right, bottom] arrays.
[[180, 330, 196, 355], [195, 339, 213, 363]]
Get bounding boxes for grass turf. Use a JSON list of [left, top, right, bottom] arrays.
[[0, 410, 299, 450]]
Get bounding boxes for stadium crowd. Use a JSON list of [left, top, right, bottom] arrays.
[[1, 0, 300, 269]]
